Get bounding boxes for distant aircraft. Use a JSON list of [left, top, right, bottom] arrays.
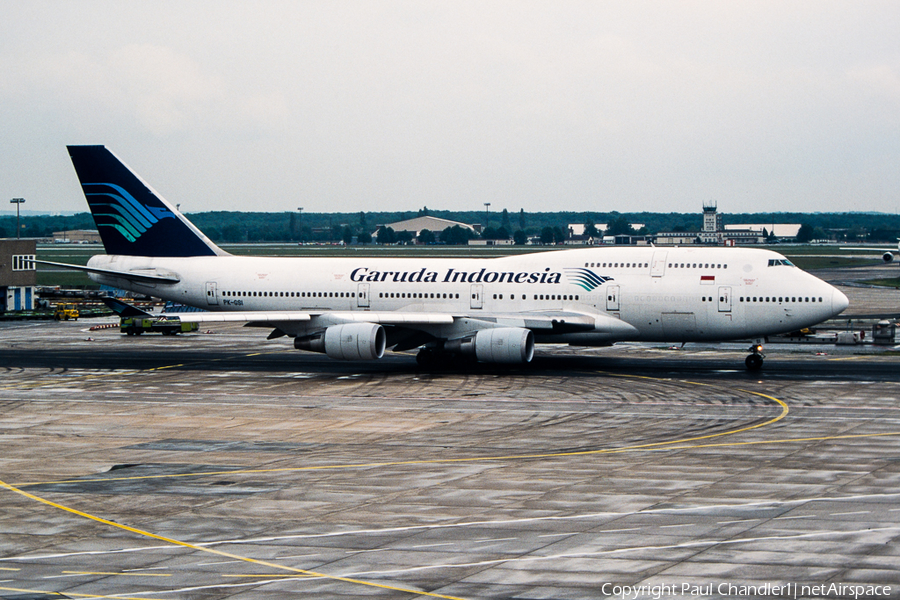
[[43, 146, 849, 370], [840, 241, 900, 264]]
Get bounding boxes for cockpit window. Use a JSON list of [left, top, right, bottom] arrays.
[[767, 259, 794, 267]]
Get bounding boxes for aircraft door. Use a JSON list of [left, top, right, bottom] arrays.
[[606, 285, 620, 311], [470, 284, 483, 309], [205, 281, 218, 306], [650, 251, 668, 277], [357, 283, 370, 308], [718, 286, 732, 312]]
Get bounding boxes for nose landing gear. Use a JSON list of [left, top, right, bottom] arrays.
[[745, 343, 765, 371]]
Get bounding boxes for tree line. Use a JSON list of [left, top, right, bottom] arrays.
[[4, 209, 900, 244]]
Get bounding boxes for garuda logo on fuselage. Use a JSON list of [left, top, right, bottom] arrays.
[[83, 182, 176, 242], [563, 267, 614, 291]]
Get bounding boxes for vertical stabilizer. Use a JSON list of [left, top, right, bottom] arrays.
[[67, 145, 226, 257]]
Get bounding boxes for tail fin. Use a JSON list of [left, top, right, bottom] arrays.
[[67, 145, 226, 257]]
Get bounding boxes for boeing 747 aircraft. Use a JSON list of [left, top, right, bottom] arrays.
[[46, 146, 849, 370]]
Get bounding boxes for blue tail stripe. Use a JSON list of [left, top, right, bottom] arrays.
[[106, 202, 151, 232], [94, 211, 144, 239], [88, 196, 152, 231], [98, 223, 138, 243], [84, 182, 158, 225]]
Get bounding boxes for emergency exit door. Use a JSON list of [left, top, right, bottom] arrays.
[[606, 285, 620, 311], [718, 286, 732, 312]]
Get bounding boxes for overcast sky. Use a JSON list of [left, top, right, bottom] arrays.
[[1, 1, 898, 216]]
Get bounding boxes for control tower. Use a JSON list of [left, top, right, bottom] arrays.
[[702, 201, 723, 233]]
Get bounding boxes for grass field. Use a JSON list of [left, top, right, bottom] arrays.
[[35, 242, 883, 288], [859, 277, 900, 289]]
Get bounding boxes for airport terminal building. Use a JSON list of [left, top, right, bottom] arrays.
[[0, 239, 37, 311]]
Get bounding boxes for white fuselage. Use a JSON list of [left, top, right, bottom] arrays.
[[88, 246, 847, 344]]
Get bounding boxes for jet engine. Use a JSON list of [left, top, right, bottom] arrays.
[[883, 252, 894, 263], [294, 323, 386, 360], [445, 327, 535, 364]]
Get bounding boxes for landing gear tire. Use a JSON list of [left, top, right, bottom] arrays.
[[745, 353, 763, 371]]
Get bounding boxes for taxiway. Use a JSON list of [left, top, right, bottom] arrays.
[[1, 282, 899, 599]]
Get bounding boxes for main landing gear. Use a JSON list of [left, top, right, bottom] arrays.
[[745, 342, 765, 371]]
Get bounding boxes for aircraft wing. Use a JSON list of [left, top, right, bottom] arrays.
[[841, 247, 897, 251], [166, 311, 455, 325], [165, 308, 634, 336], [840, 246, 898, 263]]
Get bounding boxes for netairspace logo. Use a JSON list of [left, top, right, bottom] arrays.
[[84, 182, 175, 242], [600, 582, 893, 600]]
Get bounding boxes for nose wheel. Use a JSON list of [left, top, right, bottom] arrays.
[[745, 343, 765, 371]]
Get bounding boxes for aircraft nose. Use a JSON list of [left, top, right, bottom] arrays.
[[831, 287, 850, 316]]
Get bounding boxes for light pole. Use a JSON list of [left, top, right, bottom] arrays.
[[484, 202, 491, 227], [10, 198, 25, 239], [297, 207, 303, 243]]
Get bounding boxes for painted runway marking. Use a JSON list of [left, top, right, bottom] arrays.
[[717, 519, 760, 524], [8, 491, 900, 565], [0, 480, 470, 600], [61, 571, 172, 577], [4, 365, 896, 599], [336, 525, 900, 579]]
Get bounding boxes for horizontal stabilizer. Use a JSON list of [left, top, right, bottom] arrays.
[[35, 260, 181, 284]]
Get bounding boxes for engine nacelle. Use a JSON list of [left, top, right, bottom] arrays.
[[445, 327, 534, 364], [294, 323, 386, 360], [883, 252, 894, 263]]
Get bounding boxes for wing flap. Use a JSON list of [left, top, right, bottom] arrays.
[[165, 311, 455, 325], [169, 311, 312, 323]]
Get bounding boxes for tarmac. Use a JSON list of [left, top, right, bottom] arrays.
[[0, 264, 899, 600]]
